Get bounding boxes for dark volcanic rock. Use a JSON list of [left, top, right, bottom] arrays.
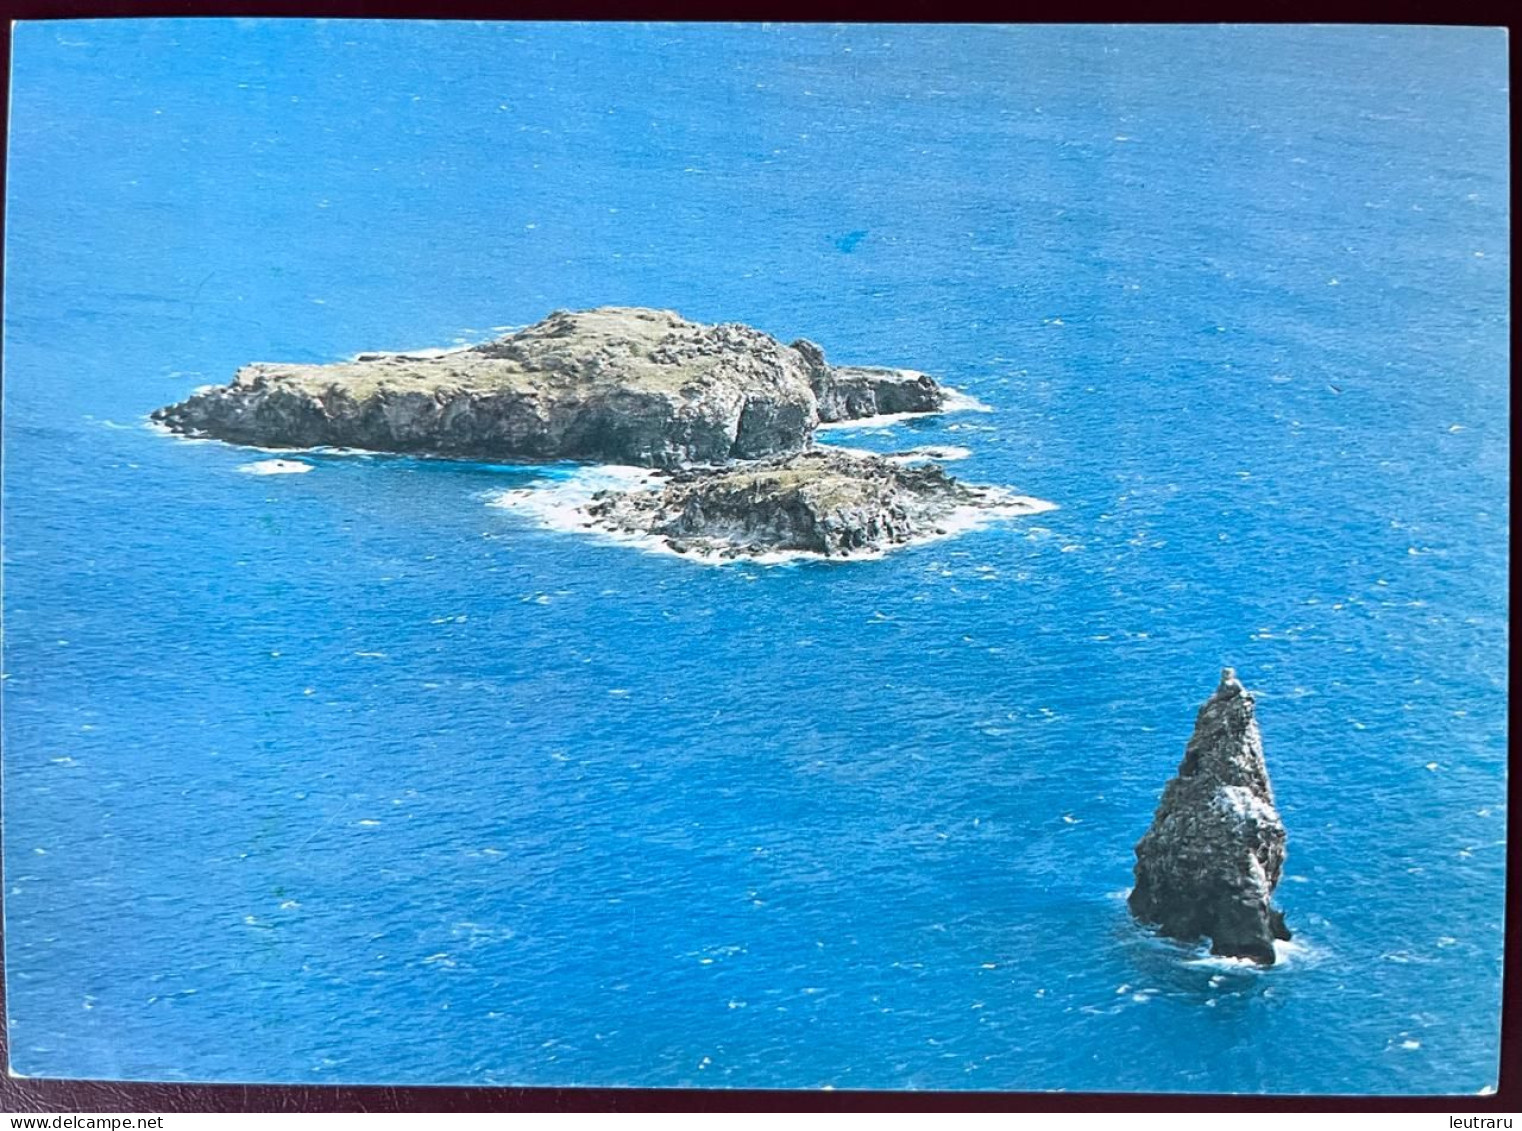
[[581, 447, 1047, 560], [151, 308, 949, 468], [1129, 668, 1292, 965], [791, 338, 945, 422]]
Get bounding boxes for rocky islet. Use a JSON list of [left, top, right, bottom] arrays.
[[152, 307, 947, 468], [580, 446, 1052, 560], [1129, 668, 1293, 965]]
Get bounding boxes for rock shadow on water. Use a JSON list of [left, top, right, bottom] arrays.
[[264, 446, 570, 493]]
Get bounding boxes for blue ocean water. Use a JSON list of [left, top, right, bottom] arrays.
[[1, 21, 1509, 1094]]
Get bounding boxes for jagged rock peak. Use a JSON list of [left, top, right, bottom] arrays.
[[1128, 668, 1292, 965]]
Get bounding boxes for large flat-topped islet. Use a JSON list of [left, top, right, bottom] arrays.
[[151, 307, 947, 468]]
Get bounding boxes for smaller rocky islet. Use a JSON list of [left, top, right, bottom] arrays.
[[582, 447, 1050, 560]]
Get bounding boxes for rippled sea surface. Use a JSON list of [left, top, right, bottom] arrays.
[[2, 22, 1509, 1093]]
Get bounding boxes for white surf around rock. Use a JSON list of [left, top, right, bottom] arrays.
[[882, 445, 975, 464], [486, 450, 1055, 566], [815, 385, 991, 432], [238, 459, 315, 475]]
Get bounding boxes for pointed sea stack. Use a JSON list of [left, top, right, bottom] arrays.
[[1129, 668, 1291, 964]]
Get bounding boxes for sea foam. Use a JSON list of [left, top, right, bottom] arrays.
[[238, 459, 314, 476], [882, 445, 975, 464], [348, 343, 478, 362]]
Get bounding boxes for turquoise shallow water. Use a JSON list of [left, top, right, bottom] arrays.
[[1, 21, 1509, 1092]]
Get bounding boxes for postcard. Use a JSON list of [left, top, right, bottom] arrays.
[[1, 19, 1508, 1095]]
